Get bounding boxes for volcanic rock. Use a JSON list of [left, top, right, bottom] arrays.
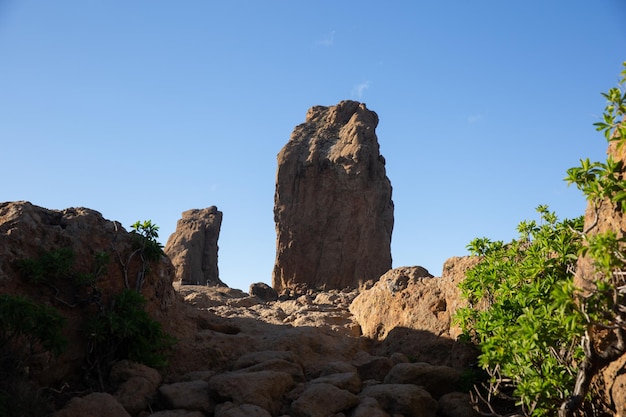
[[0, 201, 177, 386], [273, 100, 394, 292], [165, 207, 224, 286], [350, 258, 479, 367]]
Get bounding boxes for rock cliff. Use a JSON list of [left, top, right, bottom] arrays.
[[165, 207, 225, 286], [573, 133, 626, 415], [273, 100, 394, 292], [0, 201, 178, 388]]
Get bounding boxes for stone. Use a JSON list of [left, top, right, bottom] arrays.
[[571, 129, 626, 414], [359, 383, 437, 417], [0, 201, 177, 387], [350, 260, 479, 367], [273, 100, 394, 292], [165, 207, 224, 286], [309, 371, 362, 394], [208, 370, 294, 415], [384, 362, 463, 399], [351, 351, 394, 382], [215, 402, 273, 417], [147, 411, 206, 417], [52, 392, 131, 417], [158, 380, 214, 414], [437, 392, 480, 417], [349, 397, 390, 417], [110, 360, 162, 415], [249, 282, 279, 302], [289, 382, 360, 417]]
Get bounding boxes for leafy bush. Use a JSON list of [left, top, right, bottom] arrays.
[[456, 206, 586, 416], [86, 289, 175, 377], [0, 294, 66, 417]]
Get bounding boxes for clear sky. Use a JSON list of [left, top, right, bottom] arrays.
[[1, 1, 625, 291]]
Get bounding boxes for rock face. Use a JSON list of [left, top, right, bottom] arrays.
[[0, 201, 177, 386], [165, 207, 225, 286], [350, 258, 479, 367], [574, 134, 626, 415], [273, 100, 394, 292]]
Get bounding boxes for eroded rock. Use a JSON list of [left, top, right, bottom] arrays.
[[165, 207, 224, 286], [273, 100, 394, 292]]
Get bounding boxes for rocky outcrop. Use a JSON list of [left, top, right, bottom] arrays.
[[273, 100, 394, 293], [53, 279, 477, 417], [0, 201, 177, 388], [350, 258, 480, 367], [165, 207, 225, 286], [572, 133, 626, 415]]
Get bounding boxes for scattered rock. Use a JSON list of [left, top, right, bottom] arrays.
[[384, 362, 463, 399], [52, 392, 131, 417], [165, 207, 224, 286], [249, 282, 278, 302], [289, 382, 359, 417], [273, 100, 394, 292], [209, 370, 294, 415], [110, 360, 162, 415], [360, 383, 438, 417], [158, 380, 215, 414]]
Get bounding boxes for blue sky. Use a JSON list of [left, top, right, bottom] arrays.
[[1, 1, 625, 291]]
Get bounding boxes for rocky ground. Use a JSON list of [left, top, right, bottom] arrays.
[[53, 274, 482, 417]]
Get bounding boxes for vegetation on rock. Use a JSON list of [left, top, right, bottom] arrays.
[[457, 62, 626, 416]]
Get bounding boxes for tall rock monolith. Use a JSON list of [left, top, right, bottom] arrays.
[[273, 100, 394, 293], [165, 207, 225, 286]]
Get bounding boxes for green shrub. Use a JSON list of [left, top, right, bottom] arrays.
[[456, 206, 586, 416], [86, 289, 175, 376], [0, 295, 66, 417]]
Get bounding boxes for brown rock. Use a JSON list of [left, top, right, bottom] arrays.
[[289, 382, 360, 417], [52, 392, 131, 417], [384, 362, 463, 399], [572, 126, 626, 413], [0, 201, 177, 386], [350, 396, 391, 417], [349, 260, 479, 367], [273, 100, 394, 292], [249, 282, 278, 302], [437, 392, 480, 417], [165, 207, 224, 286], [208, 370, 294, 415], [111, 360, 162, 415], [158, 380, 215, 414], [359, 383, 437, 417], [214, 402, 273, 417]]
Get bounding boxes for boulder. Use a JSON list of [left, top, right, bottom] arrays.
[[214, 402, 273, 417], [158, 380, 214, 414], [572, 132, 626, 414], [273, 100, 394, 292], [359, 383, 437, 417], [52, 392, 131, 417], [249, 282, 278, 302], [384, 362, 463, 399], [165, 207, 224, 286], [110, 360, 162, 415], [208, 370, 294, 415], [0, 201, 177, 386], [289, 382, 359, 417], [437, 392, 480, 417], [350, 259, 479, 367], [350, 396, 390, 417]]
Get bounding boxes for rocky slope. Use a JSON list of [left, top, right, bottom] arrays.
[[54, 277, 480, 417]]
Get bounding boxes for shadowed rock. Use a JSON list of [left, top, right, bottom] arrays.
[[165, 207, 225, 286]]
